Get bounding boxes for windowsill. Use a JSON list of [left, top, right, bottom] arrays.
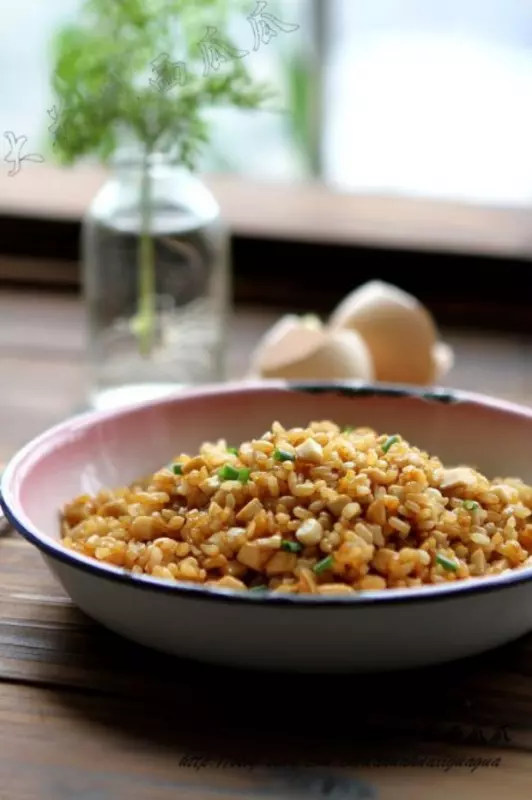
[[1, 163, 531, 259], [1, 164, 532, 333]]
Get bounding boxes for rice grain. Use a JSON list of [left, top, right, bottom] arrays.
[[60, 422, 532, 595]]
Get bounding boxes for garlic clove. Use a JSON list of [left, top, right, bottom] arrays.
[[251, 321, 374, 381], [329, 280, 438, 385]]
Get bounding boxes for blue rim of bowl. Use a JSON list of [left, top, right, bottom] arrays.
[[3, 379, 532, 608]]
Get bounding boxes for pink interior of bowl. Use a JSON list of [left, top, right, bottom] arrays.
[[4, 381, 532, 548]]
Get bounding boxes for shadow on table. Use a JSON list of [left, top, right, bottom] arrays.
[[45, 615, 529, 764]]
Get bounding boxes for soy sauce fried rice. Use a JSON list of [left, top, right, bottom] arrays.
[[60, 421, 532, 594]]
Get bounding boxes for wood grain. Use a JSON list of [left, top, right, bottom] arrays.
[[1, 532, 532, 798], [2, 287, 532, 459], [0, 531, 531, 736], [0, 289, 279, 461], [0, 677, 528, 800], [3, 287, 532, 797], [2, 164, 532, 259]]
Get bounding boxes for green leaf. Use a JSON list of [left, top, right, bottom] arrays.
[[281, 540, 302, 553], [313, 555, 334, 575], [283, 50, 313, 167], [382, 435, 400, 454], [436, 553, 459, 572], [47, 0, 275, 168]]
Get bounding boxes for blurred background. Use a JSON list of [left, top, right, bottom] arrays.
[[2, 0, 532, 455], [4, 0, 532, 202]]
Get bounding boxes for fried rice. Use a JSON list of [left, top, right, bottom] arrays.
[[60, 421, 532, 594]]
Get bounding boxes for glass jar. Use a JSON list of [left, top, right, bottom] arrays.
[[82, 152, 230, 410]]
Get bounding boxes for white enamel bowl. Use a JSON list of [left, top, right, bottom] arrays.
[[2, 381, 532, 673]]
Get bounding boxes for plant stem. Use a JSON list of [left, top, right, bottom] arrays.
[[136, 148, 156, 357]]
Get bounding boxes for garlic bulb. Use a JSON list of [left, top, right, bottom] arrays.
[[250, 315, 374, 381], [329, 281, 439, 385]]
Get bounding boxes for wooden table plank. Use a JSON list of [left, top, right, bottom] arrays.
[[0, 534, 531, 800], [0, 678, 529, 800], [0, 290, 279, 461], [1, 532, 532, 751], [2, 287, 532, 461], [3, 288, 532, 797]]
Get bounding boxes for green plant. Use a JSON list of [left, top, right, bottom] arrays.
[[282, 49, 318, 176], [49, 0, 273, 356]]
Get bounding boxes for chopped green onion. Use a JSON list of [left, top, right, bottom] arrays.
[[382, 435, 400, 454], [237, 467, 251, 483], [463, 500, 479, 511], [343, 426, 354, 433], [273, 448, 296, 462], [218, 464, 250, 483], [436, 553, 459, 572], [250, 584, 268, 592], [172, 463, 183, 475], [313, 555, 334, 575], [281, 540, 302, 553], [218, 464, 240, 481], [227, 447, 239, 455]]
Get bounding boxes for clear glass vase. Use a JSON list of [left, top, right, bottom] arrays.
[[82, 152, 230, 410]]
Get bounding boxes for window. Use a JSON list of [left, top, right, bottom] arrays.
[[324, 0, 532, 206], [1, 1, 532, 271], [1, 0, 79, 169], [1, 0, 309, 182]]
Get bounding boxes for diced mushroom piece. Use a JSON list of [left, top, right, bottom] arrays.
[[175, 557, 204, 581], [491, 483, 519, 504], [213, 576, 247, 591], [130, 515, 157, 540], [295, 438, 324, 463], [341, 502, 362, 521], [236, 542, 270, 571], [298, 567, 318, 593], [100, 499, 129, 518], [317, 584, 355, 595], [326, 494, 351, 516], [295, 518, 324, 546], [265, 551, 298, 576], [224, 527, 248, 552], [200, 476, 221, 495], [440, 467, 479, 491], [236, 497, 263, 523], [254, 534, 282, 550], [182, 456, 205, 474]]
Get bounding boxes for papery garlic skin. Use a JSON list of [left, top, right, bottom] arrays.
[[329, 281, 438, 385]]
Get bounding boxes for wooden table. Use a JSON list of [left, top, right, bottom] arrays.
[[2, 287, 532, 799]]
